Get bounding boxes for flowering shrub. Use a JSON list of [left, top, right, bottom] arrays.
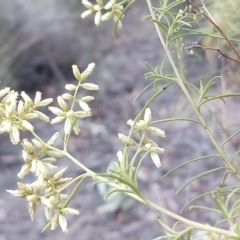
[[4, 0, 240, 239]]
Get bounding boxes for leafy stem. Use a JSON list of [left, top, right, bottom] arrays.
[[146, 0, 240, 182], [30, 129, 238, 238]]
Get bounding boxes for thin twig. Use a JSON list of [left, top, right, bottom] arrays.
[[200, 0, 216, 24], [182, 42, 240, 63], [186, 0, 240, 60]]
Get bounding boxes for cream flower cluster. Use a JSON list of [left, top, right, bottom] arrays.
[[81, 0, 127, 27], [6, 63, 99, 232], [0, 89, 52, 144], [49, 63, 99, 135], [118, 108, 165, 168], [7, 135, 78, 232]]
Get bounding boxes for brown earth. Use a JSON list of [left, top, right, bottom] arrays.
[[0, 1, 240, 240]]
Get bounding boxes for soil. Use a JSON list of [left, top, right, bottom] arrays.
[[0, 1, 240, 240]]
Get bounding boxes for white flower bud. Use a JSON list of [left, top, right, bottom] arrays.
[[31, 181, 48, 192], [51, 213, 59, 231], [80, 83, 99, 90], [35, 110, 50, 122], [17, 100, 24, 117], [51, 116, 66, 124], [72, 65, 82, 81], [28, 201, 37, 221], [44, 162, 58, 171], [105, 0, 115, 9], [93, 4, 101, 11], [49, 196, 58, 207], [148, 127, 165, 137], [81, 63, 96, 81], [0, 87, 10, 98], [44, 206, 52, 221], [6, 189, 23, 198], [73, 122, 81, 135], [96, 0, 103, 7], [80, 96, 94, 102], [37, 98, 53, 107], [127, 119, 134, 126], [62, 93, 73, 100], [10, 126, 20, 144], [101, 12, 113, 21], [21, 91, 33, 105], [46, 150, 65, 158], [57, 96, 69, 112], [26, 194, 39, 203], [113, 4, 123, 11], [177, 9, 184, 18], [34, 91, 42, 105], [151, 152, 161, 168], [17, 164, 31, 178], [136, 120, 148, 130], [143, 143, 151, 151], [57, 177, 72, 185], [74, 110, 91, 118], [0, 120, 11, 133], [59, 214, 68, 232], [3, 91, 18, 103], [49, 107, 64, 116], [82, 0, 94, 9], [24, 113, 39, 119], [118, 133, 138, 146], [22, 138, 34, 150], [79, 101, 90, 111], [144, 108, 151, 122], [81, 9, 93, 19], [6, 99, 16, 113], [53, 167, 67, 180], [41, 197, 52, 208], [151, 147, 165, 154], [64, 118, 72, 134], [94, 11, 102, 26], [31, 159, 37, 173], [36, 161, 50, 179], [41, 157, 57, 163], [65, 84, 77, 91], [117, 151, 124, 164], [32, 138, 43, 149], [21, 120, 34, 131], [61, 208, 79, 215], [47, 132, 60, 145]]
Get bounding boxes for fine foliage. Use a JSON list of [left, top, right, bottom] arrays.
[[3, 0, 240, 239]]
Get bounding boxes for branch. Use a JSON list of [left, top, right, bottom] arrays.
[[182, 42, 240, 63], [186, 0, 240, 60]]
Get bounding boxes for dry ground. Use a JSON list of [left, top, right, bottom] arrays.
[[0, 1, 240, 240]]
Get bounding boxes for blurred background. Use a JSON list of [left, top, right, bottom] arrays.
[[0, 1, 240, 239]]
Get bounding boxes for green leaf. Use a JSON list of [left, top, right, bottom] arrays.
[[199, 93, 240, 107], [178, 20, 192, 28], [231, 149, 240, 161], [189, 205, 221, 214], [104, 188, 134, 201], [176, 167, 226, 194], [180, 186, 240, 213], [221, 171, 231, 185], [152, 117, 202, 125], [222, 129, 240, 149], [134, 81, 155, 103], [152, 20, 169, 33], [162, 154, 219, 180]]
